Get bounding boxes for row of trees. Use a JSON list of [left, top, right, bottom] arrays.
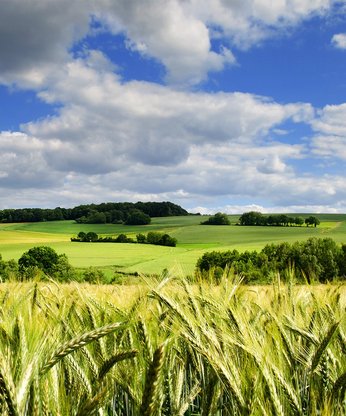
[[75, 209, 152, 225], [196, 238, 346, 283], [72, 231, 177, 247], [239, 211, 320, 227], [0, 201, 188, 223]]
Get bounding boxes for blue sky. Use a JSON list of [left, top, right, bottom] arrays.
[[1, 0, 346, 213]]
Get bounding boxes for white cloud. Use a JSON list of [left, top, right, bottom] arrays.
[[332, 33, 346, 49], [20, 55, 312, 174], [0, 0, 92, 88], [0, 54, 319, 208], [0, 0, 340, 87], [310, 103, 346, 160]]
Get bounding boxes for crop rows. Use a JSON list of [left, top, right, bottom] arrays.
[[0, 276, 345, 415]]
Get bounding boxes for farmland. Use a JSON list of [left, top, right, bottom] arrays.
[[0, 217, 345, 414], [1, 214, 346, 276], [0, 278, 344, 415]]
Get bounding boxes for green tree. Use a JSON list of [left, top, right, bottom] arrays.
[[201, 212, 231, 225], [159, 234, 177, 247], [305, 216, 320, 227], [18, 246, 59, 275], [77, 231, 87, 241], [136, 233, 147, 243], [147, 231, 162, 245], [239, 211, 264, 226], [294, 217, 305, 226], [85, 232, 98, 242], [125, 210, 151, 225]]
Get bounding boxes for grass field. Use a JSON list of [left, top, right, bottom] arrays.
[[1, 214, 346, 275]]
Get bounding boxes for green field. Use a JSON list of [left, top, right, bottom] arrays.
[[1, 214, 346, 275]]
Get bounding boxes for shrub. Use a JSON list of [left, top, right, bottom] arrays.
[[196, 238, 346, 283], [201, 212, 230, 225]]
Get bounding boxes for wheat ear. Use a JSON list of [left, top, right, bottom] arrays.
[[40, 321, 124, 375], [140, 343, 165, 416]]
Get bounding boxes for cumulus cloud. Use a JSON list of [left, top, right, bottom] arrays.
[[331, 33, 346, 49], [0, 0, 340, 87], [20, 54, 312, 174], [0, 0, 92, 88], [310, 103, 346, 160]]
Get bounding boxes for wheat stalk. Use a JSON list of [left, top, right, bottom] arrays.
[[40, 322, 125, 375]]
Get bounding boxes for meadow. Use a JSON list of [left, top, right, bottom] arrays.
[[1, 214, 346, 276], [0, 277, 344, 415]]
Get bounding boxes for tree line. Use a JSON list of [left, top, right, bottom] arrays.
[[71, 231, 177, 247], [239, 211, 320, 227], [196, 237, 346, 284], [0, 201, 188, 224]]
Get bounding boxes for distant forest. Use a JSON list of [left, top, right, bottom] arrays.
[[0, 201, 188, 224]]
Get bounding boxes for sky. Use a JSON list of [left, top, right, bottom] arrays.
[[1, 0, 346, 214]]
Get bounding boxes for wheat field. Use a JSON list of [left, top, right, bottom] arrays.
[[0, 276, 345, 415]]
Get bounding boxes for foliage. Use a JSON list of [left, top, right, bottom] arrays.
[[0, 255, 18, 281], [74, 231, 99, 242], [305, 215, 321, 227], [18, 246, 60, 275], [75, 211, 107, 224], [0, 201, 188, 223], [201, 212, 231, 225], [136, 233, 147, 243], [18, 246, 76, 281], [239, 211, 320, 227], [0, 279, 344, 415], [125, 209, 151, 225], [196, 237, 346, 283], [72, 231, 177, 247], [147, 231, 177, 247], [82, 267, 107, 284]]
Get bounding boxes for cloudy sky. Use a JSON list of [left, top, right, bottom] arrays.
[[1, 0, 346, 213]]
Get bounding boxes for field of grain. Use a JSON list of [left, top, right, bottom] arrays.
[[1, 215, 346, 276], [0, 278, 344, 415]]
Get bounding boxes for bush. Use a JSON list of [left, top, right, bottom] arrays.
[[147, 231, 177, 247], [201, 212, 231, 225], [196, 238, 346, 283], [0, 256, 18, 282]]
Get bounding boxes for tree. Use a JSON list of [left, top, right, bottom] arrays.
[[77, 231, 87, 241], [125, 210, 151, 225], [305, 216, 320, 227], [239, 211, 264, 226], [147, 231, 162, 245], [294, 217, 305, 227], [159, 234, 177, 247], [136, 233, 147, 243], [116, 234, 129, 243], [18, 246, 59, 275], [201, 212, 231, 225], [85, 232, 98, 242]]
